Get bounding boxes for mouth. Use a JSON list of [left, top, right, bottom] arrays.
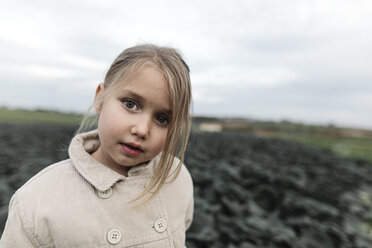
[[120, 142, 144, 156], [124, 143, 143, 152]]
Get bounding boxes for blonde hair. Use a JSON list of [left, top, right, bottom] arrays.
[[76, 44, 192, 204]]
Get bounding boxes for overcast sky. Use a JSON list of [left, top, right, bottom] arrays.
[[0, 0, 371, 129]]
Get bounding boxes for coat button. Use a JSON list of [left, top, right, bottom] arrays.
[[154, 218, 167, 233], [98, 188, 112, 199], [107, 229, 121, 244]]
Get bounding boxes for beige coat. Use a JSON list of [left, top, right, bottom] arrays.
[[0, 130, 194, 247]]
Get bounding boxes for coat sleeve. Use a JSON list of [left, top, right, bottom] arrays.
[[185, 194, 194, 231], [0, 195, 37, 247], [184, 163, 194, 231]]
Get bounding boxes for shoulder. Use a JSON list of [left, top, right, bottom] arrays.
[[12, 159, 76, 202], [180, 161, 193, 188], [160, 157, 194, 230], [6, 159, 77, 246], [170, 156, 193, 186], [161, 157, 193, 200]]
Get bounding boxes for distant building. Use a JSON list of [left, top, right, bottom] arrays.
[[199, 123, 223, 132]]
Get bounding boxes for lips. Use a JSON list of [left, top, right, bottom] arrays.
[[125, 142, 143, 151], [120, 142, 143, 157]]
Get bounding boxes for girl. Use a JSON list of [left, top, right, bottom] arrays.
[[0, 44, 194, 247]]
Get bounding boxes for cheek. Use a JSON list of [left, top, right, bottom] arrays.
[[99, 107, 123, 132], [97, 115, 121, 147], [155, 130, 168, 151]]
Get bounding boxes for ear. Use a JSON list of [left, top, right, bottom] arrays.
[[94, 83, 105, 114]]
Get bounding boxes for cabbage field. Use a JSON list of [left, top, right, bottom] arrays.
[[1, 123, 372, 247]]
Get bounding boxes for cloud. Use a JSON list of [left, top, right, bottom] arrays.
[[192, 65, 298, 89], [0, 0, 372, 129]]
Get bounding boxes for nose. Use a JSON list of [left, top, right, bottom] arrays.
[[131, 114, 151, 139]]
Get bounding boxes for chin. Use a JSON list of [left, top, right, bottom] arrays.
[[119, 158, 143, 167]]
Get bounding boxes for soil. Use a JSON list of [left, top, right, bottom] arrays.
[[1, 123, 372, 247]]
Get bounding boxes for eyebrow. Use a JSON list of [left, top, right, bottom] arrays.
[[121, 89, 172, 115]]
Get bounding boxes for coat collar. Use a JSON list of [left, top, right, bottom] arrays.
[[68, 129, 154, 192]]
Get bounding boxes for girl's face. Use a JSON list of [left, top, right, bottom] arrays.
[[91, 66, 171, 176]]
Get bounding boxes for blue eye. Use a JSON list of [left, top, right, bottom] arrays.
[[156, 115, 169, 125], [123, 100, 138, 110]]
